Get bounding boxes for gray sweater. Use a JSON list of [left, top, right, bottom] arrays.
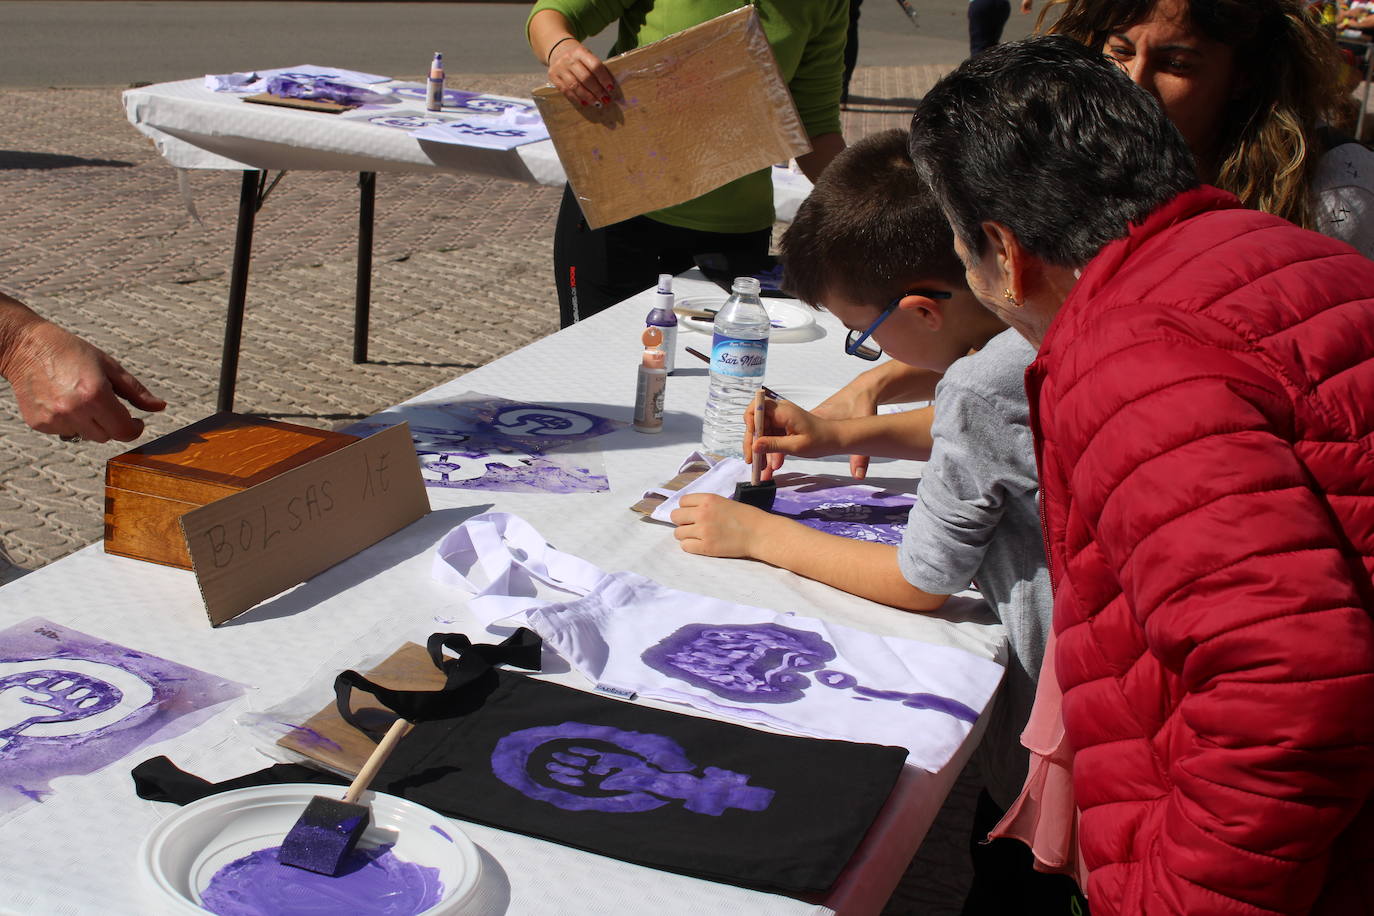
[[898, 328, 1051, 809]]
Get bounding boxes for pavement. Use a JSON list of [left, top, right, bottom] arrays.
[[0, 6, 1025, 911]]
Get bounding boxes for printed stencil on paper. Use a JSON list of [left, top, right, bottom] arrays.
[[0, 618, 243, 819], [348, 393, 624, 494]]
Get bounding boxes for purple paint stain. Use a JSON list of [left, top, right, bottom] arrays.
[[768, 477, 915, 546], [816, 669, 857, 690], [428, 825, 452, 842], [852, 686, 979, 724], [278, 723, 343, 752], [199, 843, 442, 916], [0, 618, 244, 819], [491, 722, 773, 816], [643, 625, 980, 724], [641, 623, 835, 703]]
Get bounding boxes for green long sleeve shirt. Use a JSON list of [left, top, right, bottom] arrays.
[[529, 0, 846, 233]]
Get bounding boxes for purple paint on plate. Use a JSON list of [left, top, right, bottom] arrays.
[[199, 843, 443, 916], [0, 618, 244, 820], [767, 474, 916, 546], [491, 722, 773, 816], [429, 825, 452, 842], [641, 623, 835, 704]]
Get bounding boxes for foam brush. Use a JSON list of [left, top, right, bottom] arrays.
[[279, 717, 413, 875], [733, 389, 777, 511]]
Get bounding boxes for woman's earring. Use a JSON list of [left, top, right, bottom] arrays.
[[1002, 288, 1022, 309]]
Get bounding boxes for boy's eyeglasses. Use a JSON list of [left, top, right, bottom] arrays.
[[844, 289, 953, 360]]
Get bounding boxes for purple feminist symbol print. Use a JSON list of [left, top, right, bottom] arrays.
[[0, 618, 243, 819], [641, 623, 836, 704], [643, 623, 981, 724], [491, 722, 774, 816]]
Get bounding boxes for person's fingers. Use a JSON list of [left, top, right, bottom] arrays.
[[107, 359, 166, 412], [850, 454, 870, 480], [586, 57, 617, 100], [74, 408, 118, 444]]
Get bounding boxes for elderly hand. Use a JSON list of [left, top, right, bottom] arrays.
[[546, 38, 616, 109], [2, 318, 166, 442], [811, 380, 881, 479], [671, 492, 771, 558]]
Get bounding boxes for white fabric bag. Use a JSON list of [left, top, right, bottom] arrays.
[[432, 512, 1004, 772]]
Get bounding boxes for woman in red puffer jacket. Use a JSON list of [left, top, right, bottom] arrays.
[[910, 36, 1374, 914]]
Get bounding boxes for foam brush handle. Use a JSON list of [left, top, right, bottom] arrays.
[[343, 718, 413, 804]]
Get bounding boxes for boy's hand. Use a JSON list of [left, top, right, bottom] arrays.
[[671, 493, 772, 558], [745, 398, 840, 475]]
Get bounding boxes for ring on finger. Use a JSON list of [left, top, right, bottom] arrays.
[[59, 434, 81, 443]]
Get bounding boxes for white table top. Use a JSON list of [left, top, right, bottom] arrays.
[[0, 272, 1003, 916], [122, 77, 815, 221]]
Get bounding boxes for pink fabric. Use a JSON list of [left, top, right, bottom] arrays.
[[988, 626, 1085, 887]]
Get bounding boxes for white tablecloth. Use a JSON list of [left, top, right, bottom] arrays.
[[0, 273, 1003, 916], [122, 78, 815, 221]]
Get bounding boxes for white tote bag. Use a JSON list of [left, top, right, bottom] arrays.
[[433, 512, 1004, 772]]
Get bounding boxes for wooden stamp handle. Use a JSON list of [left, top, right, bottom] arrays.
[[343, 718, 413, 804]]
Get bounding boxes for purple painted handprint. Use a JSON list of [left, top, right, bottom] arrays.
[[0, 659, 153, 753], [641, 623, 836, 704], [492, 723, 774, 816]]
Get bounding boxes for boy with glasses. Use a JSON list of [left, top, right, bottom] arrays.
[[672, 129, 1072, 908]]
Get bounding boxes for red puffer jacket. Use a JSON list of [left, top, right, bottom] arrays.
[[1027, 186, 1374, 915]]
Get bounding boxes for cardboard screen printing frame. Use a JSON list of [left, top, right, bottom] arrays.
[[533, 6, 811, 229], [180, 422, 429, 626]]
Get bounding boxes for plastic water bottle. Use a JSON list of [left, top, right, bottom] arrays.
[[702, 277, 769, 457], [645, 273, 678, 374]]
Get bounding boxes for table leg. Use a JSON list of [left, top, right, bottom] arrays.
[[217, 170, 264, 414], [354, 171, 376, 364]]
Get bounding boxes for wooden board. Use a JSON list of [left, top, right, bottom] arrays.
[[242, 92, 353, 114], [277, 641, 444, 776], [105, 413, 357, 569], [533, 6, 810, 229]]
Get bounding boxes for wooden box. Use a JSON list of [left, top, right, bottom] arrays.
[[104, 413, 358, 569]]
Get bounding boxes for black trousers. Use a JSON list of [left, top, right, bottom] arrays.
[[968, 0, 1011, 57], [551, 184, 772, 328], [843, 0, 864, 102], [961, 789, 1089, 915]]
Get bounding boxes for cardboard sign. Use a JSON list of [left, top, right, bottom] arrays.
[[533, 6, 810, 229], [180, 423, 429, 626]]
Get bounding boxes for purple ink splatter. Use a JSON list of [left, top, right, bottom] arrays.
[[641, 623, 835, 703], [768, 475, 915, 546], [428, 825, 452, 842], [852, 686, 979, 724], [199, 843, 442, 916], [816, 669, 857, 690], [278, 723, 342, 753], [491, 722, 773, 816], [0, 618, 244, 820]]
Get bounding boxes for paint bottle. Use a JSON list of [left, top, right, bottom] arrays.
[[426, 52, 445, 112], [644, 273, 678, 374], [633, 326, 667, 434]]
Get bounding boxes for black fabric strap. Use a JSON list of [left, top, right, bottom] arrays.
[[334, 628, 542, 729], [133, 629, 542, 805], [132, 756, 346, 806]]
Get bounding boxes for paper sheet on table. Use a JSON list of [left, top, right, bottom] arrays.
[[345, 392, 623, 494], [204, 64, 392, 93], [648, 453, 916, 545], [411, 105, 550, 150]]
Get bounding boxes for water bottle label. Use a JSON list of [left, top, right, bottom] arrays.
[[711, 334, 767, 378]]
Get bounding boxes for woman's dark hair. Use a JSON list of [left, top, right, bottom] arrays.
[[780, 129, 965, 307], [1043, 0, 1348, 229], [908, 35, 1199, 269]]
